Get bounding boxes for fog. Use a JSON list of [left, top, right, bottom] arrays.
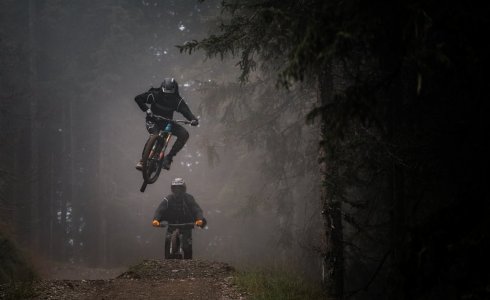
[[1, 0, 322, 278]]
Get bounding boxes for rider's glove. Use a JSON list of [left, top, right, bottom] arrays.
[[195, 219, 204, 228], [146, 109, 153, 118], [152, 220, 160, 227], [190, 119, 199, 126]]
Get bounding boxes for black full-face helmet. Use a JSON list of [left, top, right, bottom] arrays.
[[161, 78, 179, 94]]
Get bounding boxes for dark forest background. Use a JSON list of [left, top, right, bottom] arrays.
[[1, 0, 322, 284], [1, 1, 490, 299]]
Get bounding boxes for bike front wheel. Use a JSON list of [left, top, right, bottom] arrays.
[[142, 134, 164, 184], [170, 229, 181, 259]]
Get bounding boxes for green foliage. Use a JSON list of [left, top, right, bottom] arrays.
[[181, 0, 490, 297], [1, 281, 37, 300], [234, 270, 325, 300], [0, 230, 36, 285], [178, 0, 331, 84], [180, 0, 489, 136]]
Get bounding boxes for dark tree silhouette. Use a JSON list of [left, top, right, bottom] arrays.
[[179, 0, 490, 298]]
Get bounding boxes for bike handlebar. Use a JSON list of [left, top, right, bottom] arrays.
[[157, 221, 195, 228], [151, 115, 192, 125]]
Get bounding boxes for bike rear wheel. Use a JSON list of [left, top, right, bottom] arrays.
[[164, 236, 171, 259], [142, 134, 164, 184]]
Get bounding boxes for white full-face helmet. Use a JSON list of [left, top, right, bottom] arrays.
[[171, 177, 186, 193]]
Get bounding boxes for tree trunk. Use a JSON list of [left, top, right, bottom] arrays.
[[28, 0, 40, 251], [97, 106, 108, 267], [69, 99, 80, 262], [49, 153, 55, 260], [387, 74, 407, 299], [58, 99, 72, 261], [318, 69, 344, 299]]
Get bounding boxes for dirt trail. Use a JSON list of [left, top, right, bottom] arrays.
[[14, 260, 246, 299]]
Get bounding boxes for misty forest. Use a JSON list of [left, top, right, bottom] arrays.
[[1, 1, 489, 299]]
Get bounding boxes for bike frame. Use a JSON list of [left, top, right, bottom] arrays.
[[150, 122, 174, 162], [158, 221, 195, 259], [140, 116, 191, 192]]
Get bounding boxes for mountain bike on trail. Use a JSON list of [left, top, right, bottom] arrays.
[[151, 178, 207, 259]]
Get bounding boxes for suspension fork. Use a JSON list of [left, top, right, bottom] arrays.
[[148, 134, 158, 159], [170, 228, 180, 255], [160, 123, 173, 160], [147, 131, 172, 160], [159, 132, 172, 160]]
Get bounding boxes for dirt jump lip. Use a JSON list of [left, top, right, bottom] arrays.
[[1, 259, 245, 300]]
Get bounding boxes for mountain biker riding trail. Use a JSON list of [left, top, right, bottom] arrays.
[[134, 78, 199, 171], [152, 178, 207, 259]]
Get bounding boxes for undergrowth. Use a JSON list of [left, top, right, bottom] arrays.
[[234, 270, 325, 300]]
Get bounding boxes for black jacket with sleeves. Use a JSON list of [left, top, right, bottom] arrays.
[[134, 87, 197, 121], [153, 193, 204, 224]]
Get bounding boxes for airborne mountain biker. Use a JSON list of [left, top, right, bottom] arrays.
[[152, 178, 206, 259], [134, 78, 199, 170]]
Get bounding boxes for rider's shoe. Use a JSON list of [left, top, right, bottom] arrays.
[[162, 155, 173, 170], [135, 160, 143, 171]]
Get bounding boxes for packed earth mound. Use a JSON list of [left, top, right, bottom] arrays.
[[119, 259, 236, 280], [0, 259, 246, 300]]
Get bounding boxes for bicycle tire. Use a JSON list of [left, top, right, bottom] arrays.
[[171, 229, 181, 259], [142, 134, 163, 183], [164, 236, 171, 259], [183, 245, 192, 259]]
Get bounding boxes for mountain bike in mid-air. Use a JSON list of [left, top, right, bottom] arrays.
[[140, 116, 192, 193], [157, 221, 196, 259]]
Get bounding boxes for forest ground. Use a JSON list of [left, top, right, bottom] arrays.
[[0, 260, 247, 300]]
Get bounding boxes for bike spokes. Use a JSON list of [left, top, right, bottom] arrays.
[[146, 148, 161, 180], [142, 135, 164, 184], [140, 132, 172, 191]]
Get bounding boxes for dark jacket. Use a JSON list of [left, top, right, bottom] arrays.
[[153, 193, 204, 224], [134, 87, 197, 121]]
